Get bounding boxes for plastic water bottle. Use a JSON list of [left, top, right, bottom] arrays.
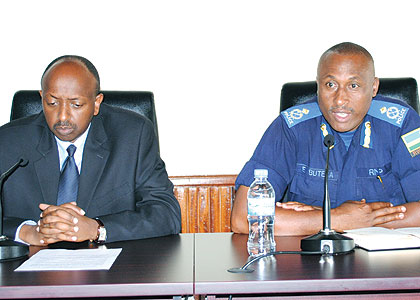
[[247, 169, 276, 256]]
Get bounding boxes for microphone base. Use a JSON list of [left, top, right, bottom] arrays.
[[301, 230, 355, 254], [0, 235, 29, 262]]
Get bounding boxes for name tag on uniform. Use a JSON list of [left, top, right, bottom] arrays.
[[297, 163, 338, 180], [356, 163, 391, 178]]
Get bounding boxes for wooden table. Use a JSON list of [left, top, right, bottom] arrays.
[[194, 233, 420, 299], [0, 234, 194, 299]]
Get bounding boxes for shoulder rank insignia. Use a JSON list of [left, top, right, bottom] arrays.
[[401, 127, 420, 157], [368, 100, 408, 128], [281, 102, 321, 128]]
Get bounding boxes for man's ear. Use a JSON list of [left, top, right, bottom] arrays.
[[39, 90, 43, 98], [94, 93, 104, 116], [316, 76, 321, 96], [372, 77, 379, 97]]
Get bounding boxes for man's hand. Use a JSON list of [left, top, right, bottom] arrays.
[[19, 224, 60, 246], [277, 201, 322, 211], [332, 199, 406, 232], [36, 202, 98, 245]]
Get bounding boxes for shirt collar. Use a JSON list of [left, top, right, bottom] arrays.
[[55, 123, 91, 172]]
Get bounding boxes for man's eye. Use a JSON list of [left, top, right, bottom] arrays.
[[47, 101, 57, 106], [350, 83, 359, 89], [326, 82, 335, 88], [71, 103, 82, 108]]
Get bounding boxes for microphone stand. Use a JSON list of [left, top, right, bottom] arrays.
[[0, 158, 29, 261], [300, 135, 355, 254]]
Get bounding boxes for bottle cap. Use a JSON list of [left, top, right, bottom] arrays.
[[254, 169, 268, 177]]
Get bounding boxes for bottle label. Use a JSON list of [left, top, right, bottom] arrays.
[[248, 197, 275, 216]]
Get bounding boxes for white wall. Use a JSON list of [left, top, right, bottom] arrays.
[[1, 0, 419, 176]]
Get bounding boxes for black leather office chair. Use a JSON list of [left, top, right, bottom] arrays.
[[10, 90, 159, 142], [280, 77, 419, 113]]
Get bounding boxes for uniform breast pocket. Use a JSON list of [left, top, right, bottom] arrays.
[[289, 164, 338, 205], [356, 164, 403, 202]]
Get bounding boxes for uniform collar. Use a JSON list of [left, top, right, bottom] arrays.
[[319, 117, 341, 152], [319, 115, 374, 151], [358, 115, 374, 149]]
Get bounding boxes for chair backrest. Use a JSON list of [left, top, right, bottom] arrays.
[[11, 90, 159, 140], [280, 77, 419, 113]]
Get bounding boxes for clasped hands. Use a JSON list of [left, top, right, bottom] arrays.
[[21, 202, 98, 246], [277, 199, 406, 231]]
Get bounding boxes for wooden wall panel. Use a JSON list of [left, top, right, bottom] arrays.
[[220, 186, 233, 232], [188, 188, 198, 233], [210, 187, 220, 232], [173, 187, 189, 234], [198, 187, 210, 233], [170, 175, 237, 233]]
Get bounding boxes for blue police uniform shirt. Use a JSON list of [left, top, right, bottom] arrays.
[[235, 95, 420, 208]]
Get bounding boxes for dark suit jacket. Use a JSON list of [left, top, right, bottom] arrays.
[[0, 103, 181, 242]]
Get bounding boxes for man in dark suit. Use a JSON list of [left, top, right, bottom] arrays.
[[1, 55, 181, 245]]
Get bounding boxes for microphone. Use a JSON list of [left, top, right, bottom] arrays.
[[0, 158, 30, 261], [324, 134, 334, 148], [323, 134, 334, 232], [300, 135, 355, 254], [0, 158, 28, 181]]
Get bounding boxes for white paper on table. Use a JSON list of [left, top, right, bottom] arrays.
[[344, 227, 420, 251], [15, 248, 122, 271]]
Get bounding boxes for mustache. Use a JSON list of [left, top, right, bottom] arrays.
[[53, 121, 76, 130], [328, 106, 354, 113]]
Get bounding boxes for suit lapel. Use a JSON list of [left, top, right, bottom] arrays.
[[34, 124, 60, 205], [77, 115, 110, 212]]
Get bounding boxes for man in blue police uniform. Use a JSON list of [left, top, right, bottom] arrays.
[[231, 42, 420, 236]]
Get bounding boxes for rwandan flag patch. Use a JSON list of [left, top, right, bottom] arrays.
[[402, 127, 420, 157]]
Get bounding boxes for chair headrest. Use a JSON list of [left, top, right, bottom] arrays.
[[11, 90, 159, 145]]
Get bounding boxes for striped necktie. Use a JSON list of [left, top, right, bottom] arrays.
[[57, 145, 79, 205]]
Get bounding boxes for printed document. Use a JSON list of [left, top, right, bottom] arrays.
[[15, 248, 122, 271]]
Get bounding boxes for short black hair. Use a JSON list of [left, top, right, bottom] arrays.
[[318, 42, 375, 75], [322, 42, 373, 61], [41, 55, 100, 94]]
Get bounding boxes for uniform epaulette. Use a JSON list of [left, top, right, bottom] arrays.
[[368, 99, 409, 128], [281, 102, 321, 128]]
